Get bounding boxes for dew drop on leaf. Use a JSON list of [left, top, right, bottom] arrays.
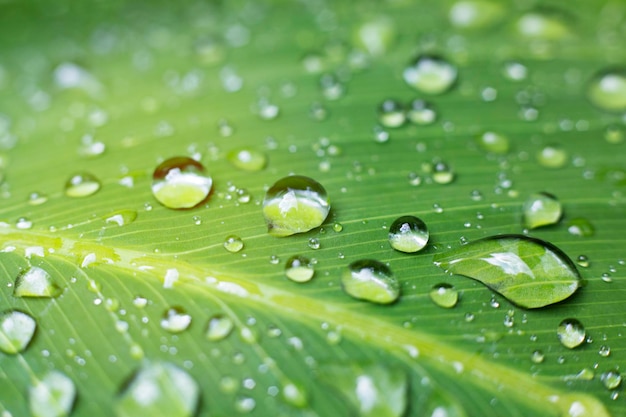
[[514, 11, 571, 40], [341, 260, 400, 304], [29, 370, 76, 417], [403, 55, 457, 95], [522, 192, 562, 229], [598, 345, 611, 357], [151, 157, 212, 209], [320, 73, 345, 100], [587, 69, 626, 113], [557, 318, 586, 349], [531, 350, 545, 364], [537, 145, 568, 168], [429, 283, 458, 308], [353, 17, 395, 56], [388, 216, 429, 253], [227, 147, 267, 171], [567, 218, 594, 237], [14, 266, 61, 298], [234, 396, 256, 413], [502, 61, 528, 81], [432, 161, 455, 184], [576, 255, 590, 268], [406, 99, 437, 125], [0, 310, 37, 354], [160, 307, 192, 333], [448, 0, 504, 30], [104, 210, 137, 227], [377, 99, 406, 128], [223, 235, 244, 253], [285, 255, 315, 283], [475, 131, 510, 154], [604, 125, 625, 144], [434, 234, 580, 309], [28, 192, 48, 206], [206, 314, 234, 341], [307, 237, 321, 250], [601, 370, 622, 390], [64, 172, 101, 198], [262, 175, 330, 237], [282, 382, 308, 408]]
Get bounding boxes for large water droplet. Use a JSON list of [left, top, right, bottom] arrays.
[[262, 175, 330, 237], [223, 235, 244, 253], [0, 310, 36, 354], [115, 362, 199, 417], [434, 235, 580, 309], [341, 260, 400, 304], [29, 370, 76, 417], [388, 216, 429, 253], [14, 266, 61, 298], [64, 172, 101, 197], [601, 370, 622, 390], [378, 99, 406, 128], [429, 283, 459, 308], [587, 69, 626, 112], [151, 157, 212, 209], [227, 148, 267, 171], [205, 314, 234, 341], [476, 131, 510, 154], [160, 307, 192, 333], [557, 318, 586, 349], [406, 99, 437, 125], [285, 255, 315, 283], [403, 55, 457, 95], [522, 192, 562, 229]]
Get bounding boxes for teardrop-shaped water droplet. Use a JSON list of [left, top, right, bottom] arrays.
[[557, 318, 586, 349], [223, 235, 244, 253], [341, 260, 400, 304], [227, 148, 267, 171], [206, 314, 234, 341], [388, 216, 429, 253], [377, 99, 406, 128], [434, 234, 580, 309], [476, 131, 510, 154], [29, 370, 76, 417], [406, 99, 437, 125], [429, 283, 459, 308], [601, 370, 622, 390], [0, 310, 37, 354], [115, 361, 199, 417], [285, 255, 315, 283], [160, 307, 192, 333], [151, 157, 212, 209], [587, 69, 626, 113], [14, 266, 61, 298], [522, 192, 562, 229], [403, 55, 457, 95], [64, 172, 101, 197], [567, 218, 594, 237], [262, 175, 330, 237]]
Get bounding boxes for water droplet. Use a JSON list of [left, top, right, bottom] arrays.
[[16, 217, 33, 230], [378, 99, 406, 128], [557, 318, 586, 349], [537, 145, 568, 169], [403, 55, 457, 95], [227, 148, 267, 171], [223, 236, 244, 253], [105, 210, 137, 226], [515, 11, 571, 40], [531, 350, 545, 363], [262, 175, 330, 237], [206, 315, 234, 341], [285, 255, 315, 283], [406, 99, 437, 125], [432, 161, 455, 184], [604, 125, 625, 144], [388, 216, 429, 253], [429, 283, 458, 308], [28, 192, 48, 206], [576, 255, 590, 268], [64, 172, 101, 197], [598, 345, 611, 357], [234, 396, 256, 413], [320, 74, 345, 100], [257, 99, 280, 120], [601, 370, 622, 390], [333, 222, 343, 232], [342, 260, 400, 304], [0, 310, 36, 354], [78, 134, 106, 158], [353, 17, 395, 56], [115, 361, 199, 417], [464, 312, 475, 322], [307, 237, 321, 250], [14, 266, 61, 298], [160, 307, 192, 333], [522, 192, 562, 229], [133, 296, 148, 308], [587, 69, 626, 112], [373, 125, 390, 143], [151, 157, 212, 209], [476, 131, 510, 154], [29, 370, 76, 417], [502, 61, 528, 81], [434, 234, 580, 309], [567, 218, 594, 237], [282, 382, 308, 408], [448, 0, 505, 29], [309, 102, 328, 121]]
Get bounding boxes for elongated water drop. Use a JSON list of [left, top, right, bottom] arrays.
[[65, 172, 101, 197], [434, 235, 580, 309], [160, 307, 192, 333], [29, 370, 76, 417], [285, 255, 315, 283], [0, 310, 37, 354], [587, 69, 626, 112], [14, 266, 61, 298], [388, 216, 429, 253], [115, 362, 199, 417], [206, 314, 234, 341], [341, 260, 400, 304], [151, 157, 212, 209], [557, 318, 585, 349], [403, 55, 457, 95], [227, 148, 267, 171], [262, 175, 330, 237], [429, 283, 458, 308], [522, 192, 562, 229]]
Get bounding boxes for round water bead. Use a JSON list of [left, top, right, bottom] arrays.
[[206, 314, 234, 341], [64, 172, 101, 197], [285, 255, 315, 283], [502, 61, 528, 82], [227, 148, 267, 171], [530, 350, 545, 364], [522, 192, 562, 229], [262, 175, 330, 237], [0, 310, 37, 354], [403, 55, 458, 95], [341, 259, 400, 304], [160, 307, 192, 333], [576, 255, 590, 268], [557, 318, 585, 349], [601, 370, 622, 390], [432, 161, 455, 184], [605, 125, 625, 144], [587, 69, 626, 112], [388, 216, 429, 253], [151, 157, 212, 209], [14, 266, 61, 298], [29, 370, 76, 417], [223, 235, 244, 253], [378, 99, 406, 128], [406, 99, 437, 125], [429, 283, 458, 308], [567, 218, 594, 237], [475, 131, 510, 154], [537, 145, 568, 168]]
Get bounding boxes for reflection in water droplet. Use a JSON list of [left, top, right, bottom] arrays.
[[308, 237, 321, 250], [476, 131, 510, 154], [531, 350, 545, 364], [601, 370, 622, 390], [403, 55, 457, 95], [206, 314, 234, 341], [235, 396, 256, 413], [587, 69, 626, 112], [227, 148, 267, 171], [262, 175, 330, 237], [598, 345, 611, 357], [223, 236, 244, 253], [502, 61, 528, 81], [429, 283, 458, 308], [29, 370, 76, 417], [567, 218, 594, 237], [388, 216, 429, 253], [557, 318, 586, 349], [522, 192, 561, 229], [406, 100, 437, 125], [342, 260, 400, 304], [448, 0, 504, 29], [432, 161, 455, 184], [285, 255, 315, 283], [537, 145, 568, 168], [65, 172, 101, 197], [16, 217, 33, 229], [28, 192, 48, 206], [105, 210, 137, 227], [160, 307, 192, 333], [14, 266, 61, 298], [515, 11, 571, 40], [353, 17, 395, 56], [0, 310, 36, 354], [151, 157, 212, 209], [576, 255, 590, 268], [378, 99, 406, 128]]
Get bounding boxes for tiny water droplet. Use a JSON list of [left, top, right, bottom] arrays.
[[262, 175, 330, 237], [341, 260, 400, 304], [333, 222, 343, 232], [557, 318, 586, 349], [476, 131, 510, 154], [353, 17, 395, 56], [378, 99, 406, 128], [285, 255, 315, 283], [29, 370, 76, 417], [227, 148, 267, 171], [522, 192, 562, 229], [567, 218, 594, 237], [16, 217, 33, 230], [464, 312, 475, 322], [515, 11, 571, 40], [601, 370, 622, 390], [429, 283, 458, 308], [0, 310, 36, 354], [224, 236, 244, 253], [65, 172, 101, 197], [537, 145, 568, 169], [307, 237, 321, 250], [388, 216, 429, 253], [151, 157, 212, 209], [587, 69, 626, 112], [206, 315, 234, 341], [14, 266, 61, 298], [406, 99, 437, 125], [160, 307, 192, 333], [133, 296, 148, 308], [531, 350, 545, 363], [403, 55, 457, 95], [309, 102, 328, 121]]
